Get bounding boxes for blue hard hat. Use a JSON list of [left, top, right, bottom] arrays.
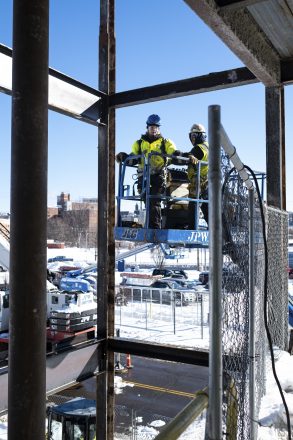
[[146, 114, 161, 126]]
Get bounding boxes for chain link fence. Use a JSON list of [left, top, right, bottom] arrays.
[[221, 165, 288, 439], [266, 206, 289, 350], [222, 170, 251, 440], [115, 286, 210, 339]]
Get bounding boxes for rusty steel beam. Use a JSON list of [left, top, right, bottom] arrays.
[[9, 0, 49, 439], [1, 44, 259, 116], [106, 0, 116, 438], [0, 342, 101, 414], [109, 67, 257, 108], [0, 44, 105, 126], [108, 337, 209, 366], [97, 0, 114, 439], [184, 0, 280, 86], [281, 60, 293, 85], [265, 86, 285, 209], [108, 338, 245, 372]]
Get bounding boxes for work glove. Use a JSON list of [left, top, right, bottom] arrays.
[[115, 152, 128, 163], [128, 156, 139, 166], [171, 150, 186, 165], [189, 155, 198, 165]]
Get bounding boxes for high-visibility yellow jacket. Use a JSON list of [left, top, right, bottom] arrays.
[[131, 136, 176, 173], [187, 141, 209, 181]]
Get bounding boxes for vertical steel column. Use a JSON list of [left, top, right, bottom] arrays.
[[280, 89, 286, 211], [248, 188, 256, 439], [107, 0, 116, 438], [265, 86, 285, 210], [96, 0, 115, 439], [9, 1, 49, 439], [208, 105, 223, 440]]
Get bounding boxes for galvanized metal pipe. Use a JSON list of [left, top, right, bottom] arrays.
[[208, 105, 223, 440], [9, 0, 49, 439], [154, 389, 208, 440], [248, 188, 256, 439]]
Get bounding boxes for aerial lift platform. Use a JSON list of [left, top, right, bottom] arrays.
[[115, 152, 209, 248]]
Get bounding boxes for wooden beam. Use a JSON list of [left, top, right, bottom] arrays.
[[184, 0, 280, 86]]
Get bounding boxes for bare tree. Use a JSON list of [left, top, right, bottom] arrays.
[[151, 245, 165, 269], [47, 210, 94, 247]]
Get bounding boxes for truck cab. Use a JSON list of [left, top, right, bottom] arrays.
[[47, 398, 96, 439]]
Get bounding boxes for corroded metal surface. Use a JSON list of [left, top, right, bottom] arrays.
[[184, 0, 281, 85]]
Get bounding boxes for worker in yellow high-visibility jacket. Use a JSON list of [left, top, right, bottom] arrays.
[[184, 123, 209, 229], [116, 114, 181, 229]]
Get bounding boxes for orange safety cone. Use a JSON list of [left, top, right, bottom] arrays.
[[126, 353, 133, 369]]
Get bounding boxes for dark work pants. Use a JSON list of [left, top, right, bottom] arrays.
[[188, 199, 209, 229], [188, 184, 209, 229], [138, 172, 165, 229]]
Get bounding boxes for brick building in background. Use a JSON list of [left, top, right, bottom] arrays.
[[47, 192, 97, 247]]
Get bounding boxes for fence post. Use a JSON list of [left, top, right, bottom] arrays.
[[173, 291, 176, 335], [208, 105, 223, 440], [145, 296, 148, 331], [114, 328, 125, 372], [249, 188, 256, 438], [201, 295, 204, 339]]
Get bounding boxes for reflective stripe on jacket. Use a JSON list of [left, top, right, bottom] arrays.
[[131, 137, 176, 173], [187, 141, 209, 181]]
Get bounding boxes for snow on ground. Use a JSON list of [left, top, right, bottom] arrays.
[[46, 247, 293, 439], [0, 418, 7, 440], [0, 246, 289, 439], [114, 375, 134, 395], [257, 349, 293, 439]]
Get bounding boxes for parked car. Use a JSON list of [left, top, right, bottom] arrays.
[[289, 279, 293, 326], [151, 279, 187, 290], [172, 270, 188, 279], [288, 251, 293, 278], [175, 279, 203, 291], [152, 268, 188, 279], [198, 271, 209, 285], [150, 279, 197, 303], [289, 251, 293, 269], [122, 279, 190, 306], [151, 286, 189, 306], [198, 263, 246, 293], [48, 255, 74, 263]]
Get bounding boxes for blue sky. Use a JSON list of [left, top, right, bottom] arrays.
[[1, 0, 293, 212]]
